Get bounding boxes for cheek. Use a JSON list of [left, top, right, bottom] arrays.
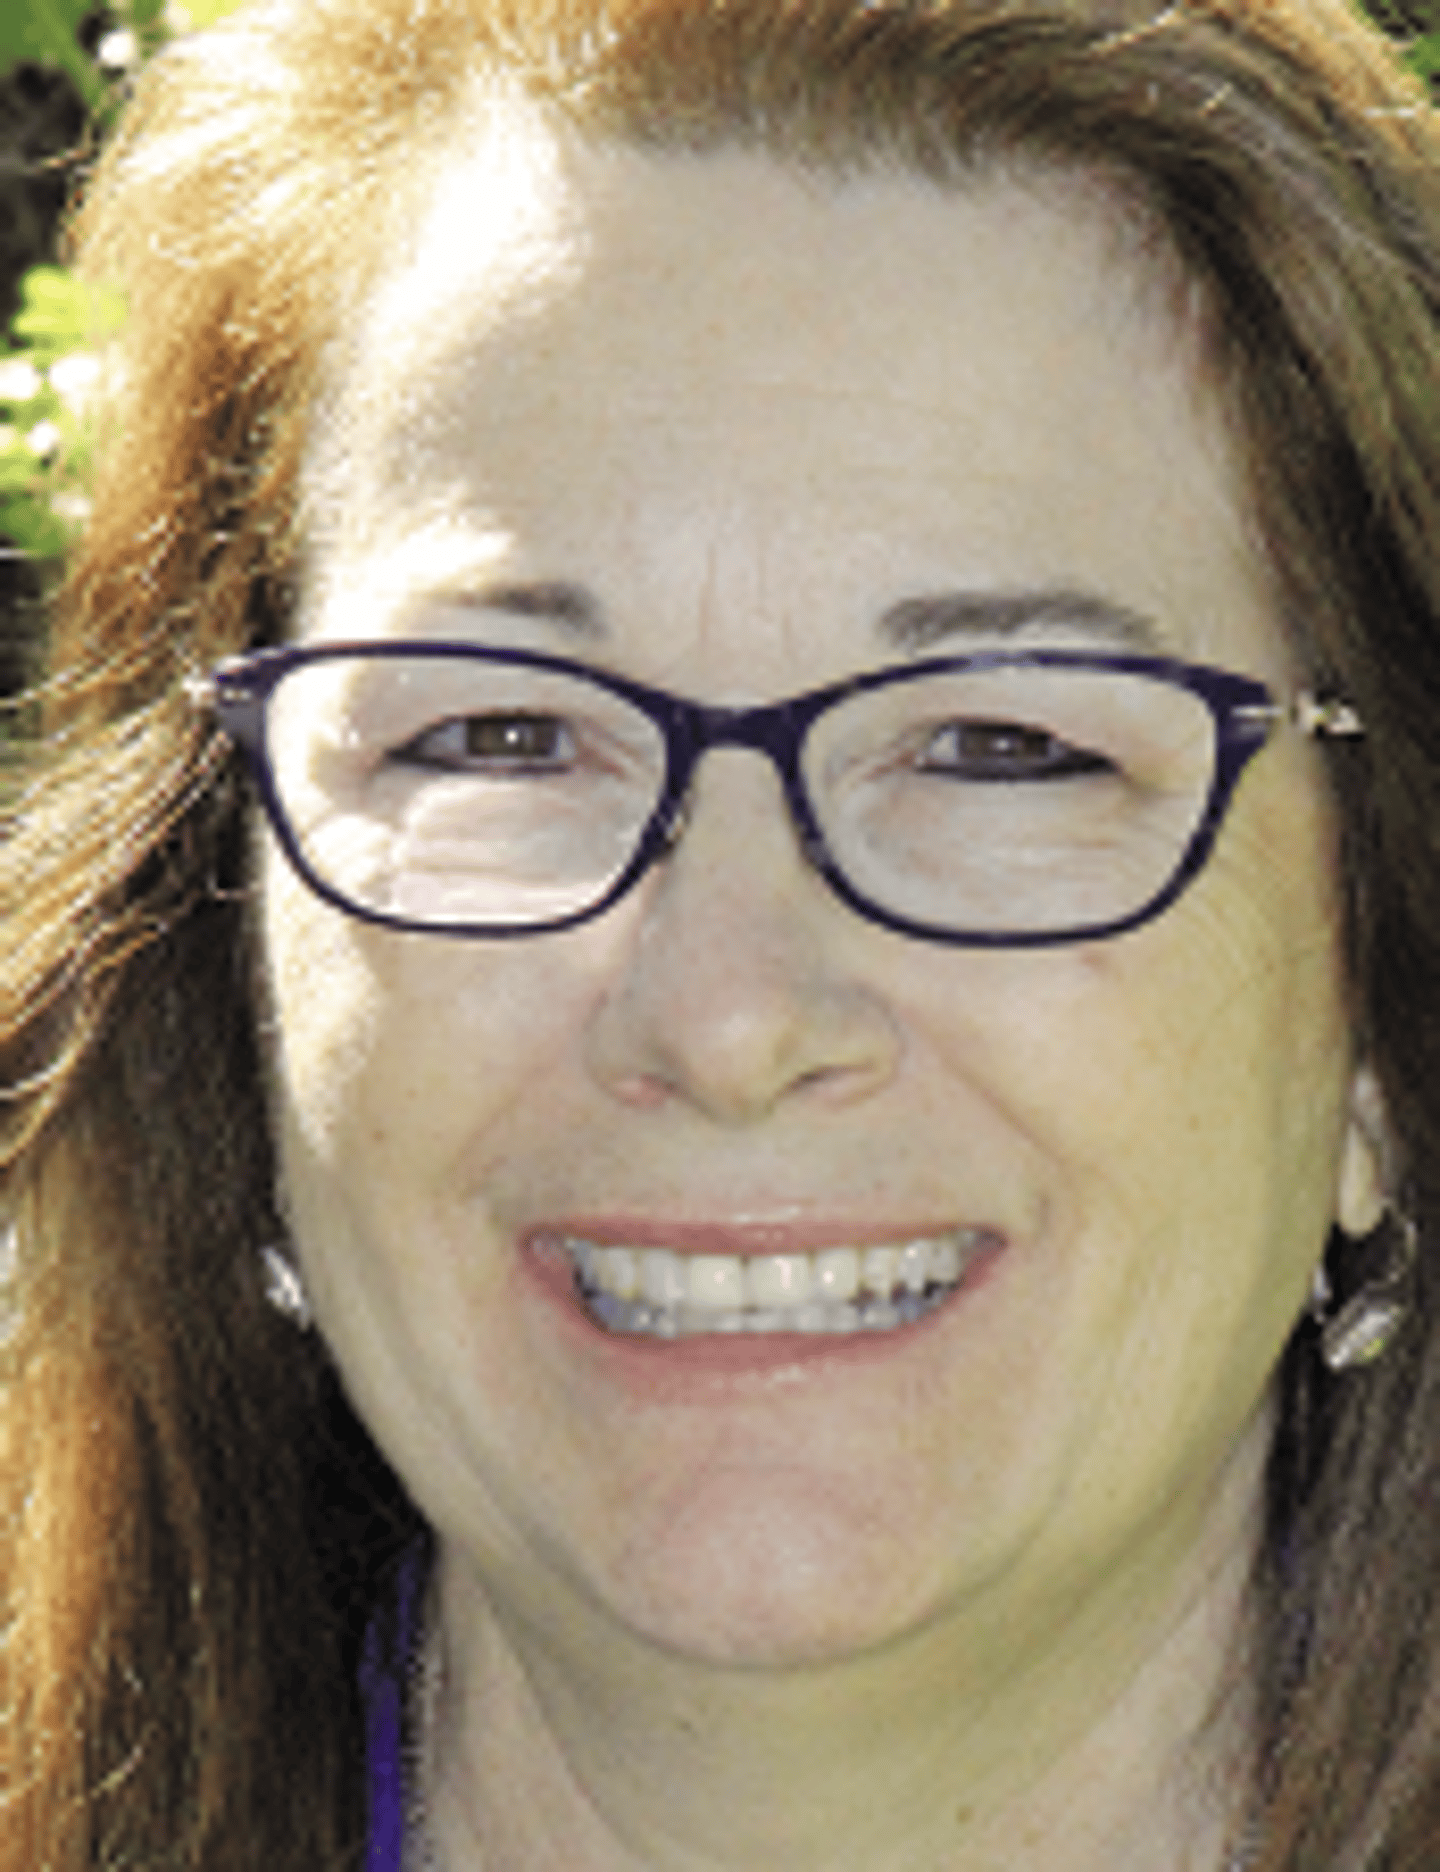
[[261, 861, 384, 1162], [1092, 795, 1352, 1381], [258, 867, 582, 1393], [262, 850, 606, 1205], [906, 762, 1351, 1354], [1074, 759, 1347, 1172]]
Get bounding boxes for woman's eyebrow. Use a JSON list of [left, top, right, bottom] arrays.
[[450, 579, 608, 638], [878, 588, 1164, 652], [436, 581, 1160, 651]]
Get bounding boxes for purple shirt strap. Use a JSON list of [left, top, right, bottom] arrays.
[[360, 1548, 426, 1872]]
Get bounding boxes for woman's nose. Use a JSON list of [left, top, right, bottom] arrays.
[[584, 751, 902, 1124]]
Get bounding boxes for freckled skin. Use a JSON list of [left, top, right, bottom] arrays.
[[265, 139, 1385, 1869]]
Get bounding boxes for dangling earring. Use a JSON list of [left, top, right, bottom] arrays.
[[1310, 1208, 1417, 1372], [259, 1242, 314, 1329]]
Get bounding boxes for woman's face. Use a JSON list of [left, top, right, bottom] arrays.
[[265, 132, 1382, 1669]]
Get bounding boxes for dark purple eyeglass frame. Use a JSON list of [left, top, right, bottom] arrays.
[[197, 638, 1311, 948]]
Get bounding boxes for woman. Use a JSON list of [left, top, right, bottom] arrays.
[[6, 0, 1440, 1865]]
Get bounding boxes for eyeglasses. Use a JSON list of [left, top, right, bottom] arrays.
[[190, 640, 1362, 948]]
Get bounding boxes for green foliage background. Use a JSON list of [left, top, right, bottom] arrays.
[[0, 0, 1435, 570], [0, 0, 249, 573]]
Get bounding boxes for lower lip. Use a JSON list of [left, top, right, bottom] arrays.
[[521, 1234, 1005, 1393]]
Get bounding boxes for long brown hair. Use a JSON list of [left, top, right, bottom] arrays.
[[7, 2, 1440, 1864]]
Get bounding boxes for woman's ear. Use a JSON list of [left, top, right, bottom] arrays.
[[1336, 1063, 1390, 1237]]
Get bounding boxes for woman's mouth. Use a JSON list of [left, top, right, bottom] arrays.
[[557, 1228, 998, 1340]]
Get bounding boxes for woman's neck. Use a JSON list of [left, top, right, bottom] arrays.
[[415, 1424, 1263, 1872]]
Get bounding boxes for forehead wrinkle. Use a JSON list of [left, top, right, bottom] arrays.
[[668, 495, 825, 684]]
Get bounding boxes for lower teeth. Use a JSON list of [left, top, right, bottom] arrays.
[[576, 1279, 959, 1339]]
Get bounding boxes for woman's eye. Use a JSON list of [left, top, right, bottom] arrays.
[[394, 712, 575, 770], [917, 718, 1111, 781]]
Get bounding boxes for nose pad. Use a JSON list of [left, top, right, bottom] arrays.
[[657, 786, 692, 854], [585, 754, 901, 1124]]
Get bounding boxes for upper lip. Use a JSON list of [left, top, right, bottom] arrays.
[[528, 1216, 999, 1257]]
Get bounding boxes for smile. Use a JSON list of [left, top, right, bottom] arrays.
[[562, 1228, 996, 1339]]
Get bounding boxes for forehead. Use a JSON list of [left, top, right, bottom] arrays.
[[301, 101, 1271, 676]]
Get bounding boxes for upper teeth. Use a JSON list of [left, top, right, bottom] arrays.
[[564, 1231, 979, 1313]]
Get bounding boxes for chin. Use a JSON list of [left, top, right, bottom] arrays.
[[598, 1482, 946, 1668]]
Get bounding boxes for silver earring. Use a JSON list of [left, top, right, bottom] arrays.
[[1310, 1209, 1417, 1372], [259, 1243, 314, 1329]]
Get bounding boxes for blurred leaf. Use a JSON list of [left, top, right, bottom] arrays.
[[0, 492, 71, 560], [0, 0, 91, 62], [0, 451, 44, 495], [173, 0, 250, 25], [1408, 31, 1440, 75], [11, 268, 126, 364], [0, 0, 105, 106]]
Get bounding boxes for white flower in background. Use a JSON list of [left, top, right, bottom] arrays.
[[50, 491, 93, 526], [165, 2, 193, 28], [0, 424, 18, 452], [0, 357, 42, 403], [97, 28, 140, 70], [48, 352, 101, 413], [26, 420, 62, 460]]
